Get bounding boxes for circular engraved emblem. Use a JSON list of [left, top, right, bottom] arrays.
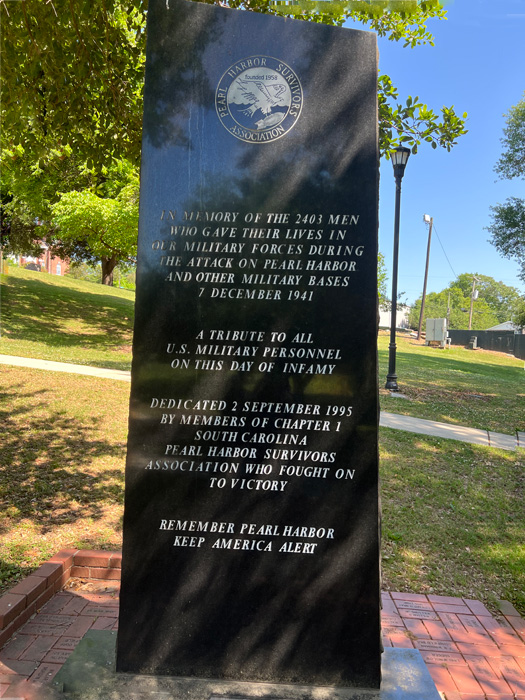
[[215, 56, 303, 143]]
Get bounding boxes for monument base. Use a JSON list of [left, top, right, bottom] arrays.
[[51, 631, 440, 700]]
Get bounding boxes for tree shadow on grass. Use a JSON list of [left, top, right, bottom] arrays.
[[380, 429, 525, 612], [1, 274, 134, 355], [0, 383, 126, 536]]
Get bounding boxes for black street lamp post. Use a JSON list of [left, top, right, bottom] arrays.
[[385, 146, 410, 391]]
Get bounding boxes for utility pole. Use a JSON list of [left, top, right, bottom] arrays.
[[468, 276, 479, 331], [417, 215, 433, 341]]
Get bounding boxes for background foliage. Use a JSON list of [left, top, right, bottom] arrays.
[[408, 272, 524, 330], [487, 92, 525, 283], [1, 0, 467, 278]]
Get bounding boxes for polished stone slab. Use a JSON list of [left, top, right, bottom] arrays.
[[54, 631, 440, 699], [118, 0, 380, 687]]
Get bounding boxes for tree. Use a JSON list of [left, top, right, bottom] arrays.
[[1, 148, 99, 256], [66, 260, 137, 289], [488, 197, 525, 283], [1, 0, 466, 169], [51, 186, 138, 285], [1, 187, 43, 258], [409, 273, 523, 330], [2, 151, 139, 284], [487, 93, 525, 282], [378, 252, 388, 308], [515, 301, 525, 329], [449, 273, 523, 324], [0, 1, 146, 174], [1, 1, 467, 268], [409, 288, 499, 331], [0, 0, 145, 262], [494, 93, 525, 181]]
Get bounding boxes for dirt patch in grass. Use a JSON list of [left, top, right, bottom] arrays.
[[112, 344, 133, 354], [381, 384, 494, 404]]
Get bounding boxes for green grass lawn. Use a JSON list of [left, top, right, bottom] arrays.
[[2, 268, 522, 433], [379, 331, 524, 434], [1, 267, 524, 613], [381, 429, 524, 613], [0, 266, 134, 370], [1, 365, 522, 613], [0, 365, 128, 591]]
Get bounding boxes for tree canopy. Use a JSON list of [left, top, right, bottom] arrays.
[[1, 0, 467, 277], [0, 0, 146, 172], [408, 273, 524, 330], [0, 0, 145, 277], [450, 273, 524, 324], [494, 93, 525, 181], [378, 251, 388, 308], [487, 92, 525, 283], [51, 184, 139, 286], [0, 0, 467, 168]]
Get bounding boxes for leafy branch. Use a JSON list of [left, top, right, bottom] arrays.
[[378, 74, 468, 156]]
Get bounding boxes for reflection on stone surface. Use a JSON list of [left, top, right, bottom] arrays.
[[117, 0, 380, 689]]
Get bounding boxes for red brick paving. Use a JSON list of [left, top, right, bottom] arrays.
[[381, 590, 525, 699], [0, 553, 523, 699]]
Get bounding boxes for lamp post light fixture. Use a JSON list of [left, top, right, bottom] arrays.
[[385, 146, 411, 392]]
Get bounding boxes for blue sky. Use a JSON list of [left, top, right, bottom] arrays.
[[347, 0, 524, 305]]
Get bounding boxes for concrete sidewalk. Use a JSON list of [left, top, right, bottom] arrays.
[[1, 353, 523, 451], [0, 354, 131, 383], [379, 412, 523, 451]]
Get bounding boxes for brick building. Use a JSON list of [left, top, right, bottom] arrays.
[[16, 241, 69, 276]]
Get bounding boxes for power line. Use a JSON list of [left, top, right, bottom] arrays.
[[432, 223, 457, 280]]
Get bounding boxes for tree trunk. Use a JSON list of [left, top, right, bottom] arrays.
[[101, 255, 117, 286]]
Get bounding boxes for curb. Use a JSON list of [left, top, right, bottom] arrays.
[[0, 550, 122, 649]]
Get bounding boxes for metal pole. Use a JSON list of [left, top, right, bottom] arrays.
[[385, 173, 403, 391], [417, 216, 433, 341], [468, 277, 478, 331]]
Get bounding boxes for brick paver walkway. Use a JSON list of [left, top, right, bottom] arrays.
[[382, 591, 525, 699], [0, 581, 119, 699], [1, 551, 524, 699]]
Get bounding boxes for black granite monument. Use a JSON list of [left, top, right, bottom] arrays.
[[117, 0, 380, 689]]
